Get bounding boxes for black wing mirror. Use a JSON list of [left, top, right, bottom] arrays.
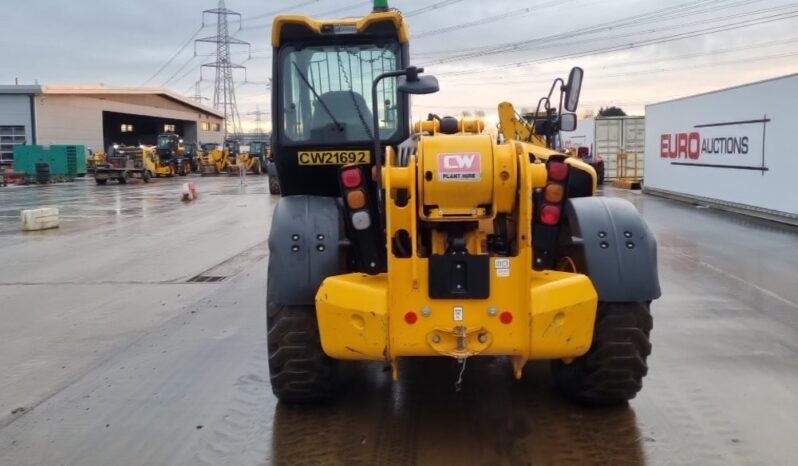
[[564, 67, 584, 112], [560, 113, 577, 132], [397, 66, 439, 95]]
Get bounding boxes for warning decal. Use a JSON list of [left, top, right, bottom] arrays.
[[495, 258, 510, 278]]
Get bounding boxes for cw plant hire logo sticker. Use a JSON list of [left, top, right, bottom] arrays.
[[437, 152, 482, 181]]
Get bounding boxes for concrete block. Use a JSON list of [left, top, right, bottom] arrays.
[[21, 207, 60, 231]]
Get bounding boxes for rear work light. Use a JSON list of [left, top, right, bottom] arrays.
[[540, 204, 561, 225], [341, 167, 362, 188], [351, 211, 371, 230], [547, 161, 568, 182]]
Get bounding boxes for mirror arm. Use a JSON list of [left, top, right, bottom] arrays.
[[372, 69, 409, 216], [531, 96, 549, 142], [546, 77, 563, 101]]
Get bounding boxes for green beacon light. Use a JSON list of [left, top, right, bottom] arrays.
[[373, 0, 389, 12]]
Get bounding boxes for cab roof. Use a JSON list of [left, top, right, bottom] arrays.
[[272, 10, 409, 47]]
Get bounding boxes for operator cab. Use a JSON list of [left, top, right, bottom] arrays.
[[271, 10, 410, 196], [155, 133, 182, 161]]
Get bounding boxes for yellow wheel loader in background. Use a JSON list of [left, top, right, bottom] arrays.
[[155, 133, 191, 175], [267, 1, 660, 404], [143, 145, 175, 178], [199, 142, 231, 175]]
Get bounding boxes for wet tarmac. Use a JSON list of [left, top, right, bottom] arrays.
[[1, 179, 797, 465]]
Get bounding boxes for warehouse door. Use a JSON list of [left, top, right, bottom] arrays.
[[102, 112, 189, 150], [0, 125, 26, 165]]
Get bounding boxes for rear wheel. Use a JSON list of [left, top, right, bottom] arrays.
[[552, 301, 652, 404], [267, 304, 335, 403], [118, 172, 130, 184], [252, 158, 263, 175], [142, 170, 151, 183], [268, 175, 281, 195]]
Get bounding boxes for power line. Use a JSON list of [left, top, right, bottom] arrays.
[[415, 0, 578, 39], [404, 0, 466, 17], [162, 53, 215, 87], [424, 0, 751, 65], [142, 25, 204, 85], [452, 46, 798, 88], [316, 0, 371, 17], [241, 0, 322, 24], [433, 7, 798, 77], [413, 0, 751, 59], [454, 36, 798, 85]]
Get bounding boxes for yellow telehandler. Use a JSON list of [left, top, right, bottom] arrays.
[[266, 1, 659, 405]]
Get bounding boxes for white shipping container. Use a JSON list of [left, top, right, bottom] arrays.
[[596, 117, 645, 180], [644, 73, 798, 222], [562, 117, 595, 153], [562, 116, 645, 180]]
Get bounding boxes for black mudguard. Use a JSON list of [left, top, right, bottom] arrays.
[[563, 197, 661, 302], [267, 195, 344, 306]]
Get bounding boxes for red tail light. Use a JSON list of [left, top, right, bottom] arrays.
[[341, 168, 362, 188], [499, 311, 513, 324], [548, 161, 568, 181], [540, 204, 561, 225], [404, 311, 418, 324]]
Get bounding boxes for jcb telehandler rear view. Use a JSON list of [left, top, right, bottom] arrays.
[[267, 1, 660, 405]]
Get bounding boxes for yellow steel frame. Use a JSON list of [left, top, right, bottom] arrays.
[[315, 134, 599, 379]]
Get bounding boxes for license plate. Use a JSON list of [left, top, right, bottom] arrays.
[[297, 150, 371, 166]]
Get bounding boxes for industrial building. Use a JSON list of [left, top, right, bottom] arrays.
[[0, 84, 225, 164]]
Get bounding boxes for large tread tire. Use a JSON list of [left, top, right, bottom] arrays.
[[552, 301, 652, 404], [268, 175, 281, 195], [267, 304, 335, 403]]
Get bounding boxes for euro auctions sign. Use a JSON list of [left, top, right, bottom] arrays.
[[659, 117, 769, 171]]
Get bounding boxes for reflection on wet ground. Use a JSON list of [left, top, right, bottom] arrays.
[[2, 182, 798, 465], [0, 177, 267, 234], [273, 359, 645, 466]]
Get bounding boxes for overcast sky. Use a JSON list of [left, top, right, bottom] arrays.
[[3, 0, 797, 130]]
